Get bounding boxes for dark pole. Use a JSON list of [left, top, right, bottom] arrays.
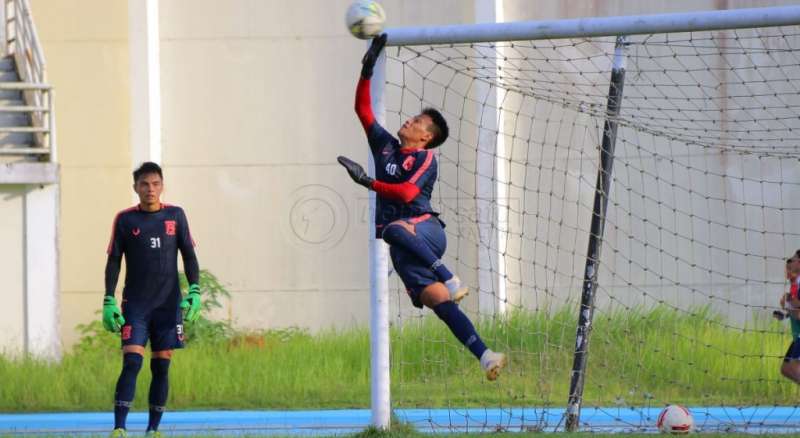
[[565, 35, 628, 432]]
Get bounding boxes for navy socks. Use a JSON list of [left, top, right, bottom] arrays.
[[114, 353, 143, 430], [432, 301, 487, 359], [147, 358, 170, 432]]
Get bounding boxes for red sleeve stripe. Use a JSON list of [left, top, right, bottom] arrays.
[[371, 181, 420, 204], [409, 151, 434, 184], [355, 77, 375, 131], [106, 206, 136, 254]]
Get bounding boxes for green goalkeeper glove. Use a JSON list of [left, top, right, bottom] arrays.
[[181, 284, 202, 323], [102, 296, 125, 332]]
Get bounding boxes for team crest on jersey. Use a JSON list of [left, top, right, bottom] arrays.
[[132, 228, 141, 236], [164, 220, 176, 236], [402, 155, 416, 171]]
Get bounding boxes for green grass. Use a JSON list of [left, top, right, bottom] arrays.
[[0, 306, 796, 412]]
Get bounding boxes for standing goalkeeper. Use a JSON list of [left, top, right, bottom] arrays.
[[103, 162, 201, 436]]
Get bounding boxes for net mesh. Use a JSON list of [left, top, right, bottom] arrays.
[[383, 26, 800, 433]]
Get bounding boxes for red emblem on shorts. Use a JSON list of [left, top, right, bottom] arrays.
[[132, 228, 140, 236], [165, 220, 176, 236], [402, 156, 416, 171], [121, 325, 132, 340]]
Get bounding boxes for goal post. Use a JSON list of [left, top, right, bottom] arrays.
[[565, 34, 628, 432], [370, 5, 800, 432]]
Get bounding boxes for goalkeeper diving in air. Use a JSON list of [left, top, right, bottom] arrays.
[[338, 34, 506, 380]]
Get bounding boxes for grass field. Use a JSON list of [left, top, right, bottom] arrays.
[[0, 305, 796, 413]]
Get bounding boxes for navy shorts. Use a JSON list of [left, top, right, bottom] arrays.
[[785, 337, 800, 362], [121, 304, 185, 351], [388, 214, 447, 309]]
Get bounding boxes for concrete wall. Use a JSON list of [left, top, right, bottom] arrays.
[[0, 186, 25, 353], [34, 0, 131, 348], [18, 0, 799, 350]]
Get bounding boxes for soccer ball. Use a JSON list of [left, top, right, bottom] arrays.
[[345, 0, 386, 39], [657, 405, 694, 434]]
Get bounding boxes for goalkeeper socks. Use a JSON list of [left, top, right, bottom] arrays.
[[147, 358, 171, 432], [382, 223, 453, 281], [433, 301, 488, 359], [114, 352, 143, 429]]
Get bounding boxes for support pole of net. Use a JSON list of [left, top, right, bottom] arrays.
[[565, 35, 628, 432], [369, 49, 391, 430]]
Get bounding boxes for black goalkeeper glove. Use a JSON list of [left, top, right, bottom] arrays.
[[361, 33, 387, 79], [338, 156, 374, 188]]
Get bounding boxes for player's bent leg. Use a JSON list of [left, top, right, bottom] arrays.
[[383, 220, 455, 282], [114, 348, 144, 432], [147, 350, 172, 433], [421, 283, 506, 381], [384, 219, 467, 302]]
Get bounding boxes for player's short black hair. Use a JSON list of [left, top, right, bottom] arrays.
[[133, 161, 163, 182], [795, 249, 800, 259], [422, 107, 449, 149]]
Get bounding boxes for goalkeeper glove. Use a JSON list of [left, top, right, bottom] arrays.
[[361, 33, 387, 79], [102, 296, 125, 332], [338, 156, 374, 188], [180, 284, 202, 323]]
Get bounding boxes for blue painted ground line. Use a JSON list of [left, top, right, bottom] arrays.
[[0, 406, 798, 434]]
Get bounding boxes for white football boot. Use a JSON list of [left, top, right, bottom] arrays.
[[480, 349, 507, 381]]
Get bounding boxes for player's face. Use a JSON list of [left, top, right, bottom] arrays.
[[134, 172, 163, 207], [791, 256, 800, 279], [788, 257, 800, 279], [398, 113, 434, 147]]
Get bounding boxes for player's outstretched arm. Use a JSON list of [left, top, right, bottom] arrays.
[[355, 33, 387, 131], [102, 255, 125, 332], [337, 155, 421, 203]]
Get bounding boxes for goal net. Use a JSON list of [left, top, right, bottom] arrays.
[[380, 15, 800, 433]]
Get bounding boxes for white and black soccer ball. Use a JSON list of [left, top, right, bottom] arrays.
[[657, 404, 694, 434], [345, 0, 386, 39]]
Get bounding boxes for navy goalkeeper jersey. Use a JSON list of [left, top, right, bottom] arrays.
[[107, 204, 196, 311], [367, 123, 439, 236]]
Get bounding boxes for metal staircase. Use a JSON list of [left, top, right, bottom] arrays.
[[0, 0, 55, 160]]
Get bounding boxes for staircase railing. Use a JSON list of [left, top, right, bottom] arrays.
[[3, 0, 54, 158]]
